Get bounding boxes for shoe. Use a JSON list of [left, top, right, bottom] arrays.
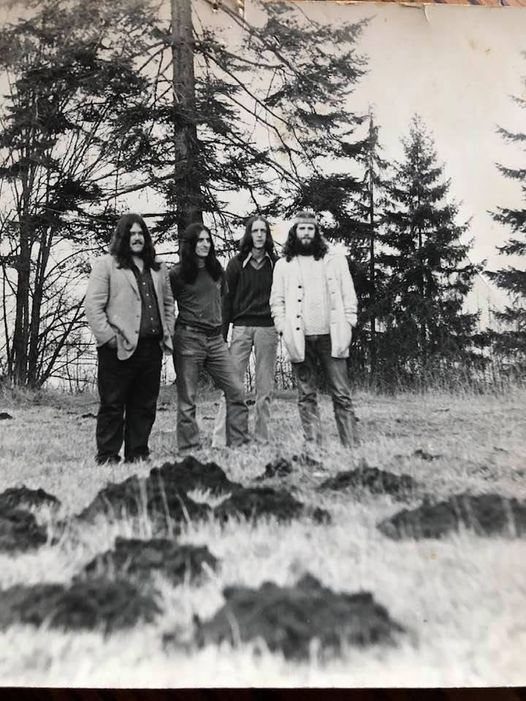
[[96, 454, 121, 465], [124, 454, 151, 464]]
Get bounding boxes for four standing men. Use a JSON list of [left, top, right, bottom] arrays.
[[85, 210, 359, 462]]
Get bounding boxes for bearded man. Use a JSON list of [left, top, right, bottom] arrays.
[[270, 210, 359, 448], [85, 213, 175, 464]]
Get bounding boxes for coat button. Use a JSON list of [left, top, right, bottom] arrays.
[[298, 285, 302, 288], [296, 327, 300, 331]]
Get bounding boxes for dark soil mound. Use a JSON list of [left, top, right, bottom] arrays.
[[319, 464, 418, 500], [0, 579, 160, 632], [194, 573, 404, 660], [0, 507, 47, 553], [79, 537, 219, 585], [0, 412, 13, 420], [214, 487, 331, 524], [0, 486, 60, 511], [150, 456, 241, 495], [255, 458, 294, 481], [77, 473, 210, 527], [378, 493, 526, 540]]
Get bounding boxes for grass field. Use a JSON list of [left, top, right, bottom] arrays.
[[0, 385, 525, 687]]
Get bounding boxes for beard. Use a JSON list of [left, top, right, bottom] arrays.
[[296, 239, 314, 255]]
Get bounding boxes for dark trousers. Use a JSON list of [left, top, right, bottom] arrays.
[[173, 326, 249, 451], [292, 334, 358, 448], [96, 338, 162, 463]]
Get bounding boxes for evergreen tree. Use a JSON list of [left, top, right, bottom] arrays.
[[0, 0, 159, 386], [124, 0, 369, 242], [379, 115, 481, 385], [489, 67, 526, 367], [345, 110, 389, 380]]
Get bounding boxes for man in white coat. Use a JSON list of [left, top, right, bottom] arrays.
[[270, 210, 359, 448], [85, 213, 175, 464]]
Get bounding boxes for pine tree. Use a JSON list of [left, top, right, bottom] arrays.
[[380, 115, 481, 385], [489, 68, 526, 367], [0, 0, 159, 386], [345, 110, 389, 380]]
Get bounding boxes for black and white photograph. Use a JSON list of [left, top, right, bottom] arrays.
[[0, 0, 525, 687]]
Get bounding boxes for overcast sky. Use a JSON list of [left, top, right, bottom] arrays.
[[244, 1, 526, 313], [2, 1, 524, 315]]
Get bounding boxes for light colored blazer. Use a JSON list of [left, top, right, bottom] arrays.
[[84, 254, 175, 360], [270, 251, 358, 363]]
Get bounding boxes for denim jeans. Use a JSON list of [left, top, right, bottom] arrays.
[[212, 325, 278, 446], [292, 334, 358, 447], [95, 337, 162, 463], [173, 326, 249, 451]]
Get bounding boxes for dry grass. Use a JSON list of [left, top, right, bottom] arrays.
[[0, 385, 525, 687]]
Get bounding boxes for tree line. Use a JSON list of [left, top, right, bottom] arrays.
[[0, 0, 523, 391]]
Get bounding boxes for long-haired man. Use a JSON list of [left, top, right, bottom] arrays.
[[85, 213, 175, 464], [212, 215, 278, 446], [169, 223, 249, 452], [270, 210, 359, 448]]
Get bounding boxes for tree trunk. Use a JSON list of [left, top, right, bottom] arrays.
[[11, 213, 32, 386], [171, 0, 203, 236], [368, 137, 376, 383]]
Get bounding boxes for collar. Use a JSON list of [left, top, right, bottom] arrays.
[[242, 251, 273, 268]]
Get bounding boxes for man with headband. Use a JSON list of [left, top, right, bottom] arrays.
[[270, 210, 359, 449]]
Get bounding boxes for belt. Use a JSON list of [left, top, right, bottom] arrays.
[[177, 322, 222, 337]]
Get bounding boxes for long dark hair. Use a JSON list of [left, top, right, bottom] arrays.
[[237, 215, 277, 262], [282, 222, 328, 262], [179, 223, 223, 284], [109, 213, 160, 270]]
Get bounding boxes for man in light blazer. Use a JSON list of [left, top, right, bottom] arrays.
[[85, 213, 175, 464], [270, 210, 359, 448]]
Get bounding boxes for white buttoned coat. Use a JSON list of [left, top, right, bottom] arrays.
[[84, 255, 175, 360], [270, 251, 358, 363]]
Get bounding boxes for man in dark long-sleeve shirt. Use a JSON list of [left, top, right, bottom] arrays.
[[213, 216, 278, 446], [169, 223, 249, 452]]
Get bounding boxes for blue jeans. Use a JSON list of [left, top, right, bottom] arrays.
[[173, 326, 249, 451], [292, 334, 358, 447], [213, 325, 278, 445]]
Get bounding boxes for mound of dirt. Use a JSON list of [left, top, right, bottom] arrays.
[[0, 507, 47, 553], [319, 464, 418, 500], [193, 573, 404, 660], [150, 456, 241, 495], [77, 473, 210, 527], [213, 487, 331, 524], [255, 458, 294, 481], [0, 486, 60, 511], [0, 578, 160, 632], [79, 537, 219, 585], [378, 493, 526, 540]]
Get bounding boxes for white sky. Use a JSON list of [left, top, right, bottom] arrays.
[[239, 1, 526, 314]]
